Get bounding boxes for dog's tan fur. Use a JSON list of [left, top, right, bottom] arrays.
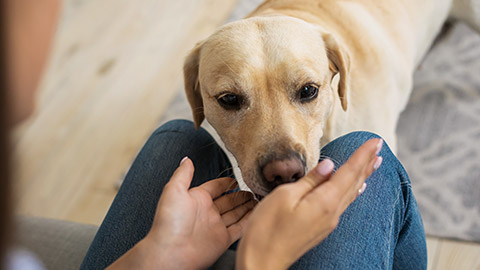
[[183, 0, 480, 195]]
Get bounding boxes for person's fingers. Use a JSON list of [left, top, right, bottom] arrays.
[[199, 177, 238, 199], [338, 138, 382, 181], [167, 157, 195, 190], [336, 138, 382, 207], [288, 159, 335, 199], [214, 191, 254, 214], [316, 138, 382, 212], [222, 200, 256, 227], [226, 210, 253, 244], [352, 155, 381, 198]]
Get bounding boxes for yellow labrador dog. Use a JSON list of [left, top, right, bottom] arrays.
[[183, 0, 480, 196]]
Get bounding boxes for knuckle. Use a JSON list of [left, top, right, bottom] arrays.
[[326, 202, 338, 216], [319, 198, 336, 216], [321, 206, 333, 216], [302, 175, 318, 187], [164, 182, 179, 192], [318, 190, 341, 216]]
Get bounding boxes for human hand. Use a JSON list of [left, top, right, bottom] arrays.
[[108, 157, 255, 270], [236, 138, 383, 270]]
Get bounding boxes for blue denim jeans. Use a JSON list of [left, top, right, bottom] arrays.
[[80, 120, 427, 269]]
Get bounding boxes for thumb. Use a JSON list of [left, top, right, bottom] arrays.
[[168, 157, 195, 189], [292, 159, 335, 195]]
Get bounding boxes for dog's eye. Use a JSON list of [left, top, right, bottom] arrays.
[[299, 84, 319, 102], [217, 93, 243, 110]]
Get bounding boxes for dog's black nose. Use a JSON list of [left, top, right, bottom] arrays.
[[262, 157, 305, 188]]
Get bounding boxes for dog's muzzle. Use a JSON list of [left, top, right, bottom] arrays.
[[260, 153, 306, 192]]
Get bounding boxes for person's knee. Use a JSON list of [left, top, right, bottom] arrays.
[[154, 119, 196, 134], [150, 119, 214, 146], [337, 132, 411, 188], [320, 131, 398, 168], [336, 131, 381, 146], [321, 131, 380, 159]]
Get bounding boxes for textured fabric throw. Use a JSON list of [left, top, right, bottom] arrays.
[[397, 23, 480, 242]]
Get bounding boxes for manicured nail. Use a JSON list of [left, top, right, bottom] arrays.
[[373, 156, 383, 170], [375, 139, 383, 156], [358, 183, 367, 195], [180, 156, 188, 165], [316, 159, 335, 176]]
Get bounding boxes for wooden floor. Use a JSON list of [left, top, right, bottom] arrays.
[[11, 0, 480, 269]]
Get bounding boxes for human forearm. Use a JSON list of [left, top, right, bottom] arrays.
[[106, 237, 189, 270], [236, 239, 291, 270]]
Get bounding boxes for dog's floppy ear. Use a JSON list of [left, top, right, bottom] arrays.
[[183, 42, 204, 129], [323, 33, 350, 111]]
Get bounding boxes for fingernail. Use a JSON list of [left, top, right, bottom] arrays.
[[358, 183, 367, 195], [375, 139, 383, 156], [180, 156, 188, 165], [373, 156, 383, 170], [316, 159, 335, 176]]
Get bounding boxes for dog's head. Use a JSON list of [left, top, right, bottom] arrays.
[[183, 16, 350, 196]]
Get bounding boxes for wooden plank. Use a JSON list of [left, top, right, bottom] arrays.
[[435, 239, 480, 270], [426, 236, 440, 270], [12, 0, 238, 225]]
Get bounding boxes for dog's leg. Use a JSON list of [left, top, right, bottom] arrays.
[[450, 0, 480, 33]]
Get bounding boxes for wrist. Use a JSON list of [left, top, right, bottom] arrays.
[[106, 238, 160, 270], [236, 237, 290, 270], [107, 236, 184, 270], [140, 234, 193, 270]]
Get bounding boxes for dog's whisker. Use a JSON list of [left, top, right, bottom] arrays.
[[318, 154, 342, 170], [216, 167, 233, 179], [318, 154, 341, 165], [220, 180, 237, 195], [199, 141, 219, 150], [226, 180, 238, 191], [253, 193, 263, 201], [215, 165, 239, 179]]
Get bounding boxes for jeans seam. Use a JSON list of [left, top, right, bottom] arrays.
[[386, 185, 402, 269], [400, 181, 412, 226]]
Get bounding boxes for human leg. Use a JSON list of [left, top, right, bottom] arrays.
[[290, 132, 427, 270], [80, 120, 233, 270]]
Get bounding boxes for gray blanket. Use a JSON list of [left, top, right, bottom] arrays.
[[397, 22, 480, 242]]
